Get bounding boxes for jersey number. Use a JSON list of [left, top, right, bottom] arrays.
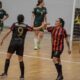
[[18, 27, 23, 37]]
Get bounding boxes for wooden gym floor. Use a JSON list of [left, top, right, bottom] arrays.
[[0, 29, 80, 80]]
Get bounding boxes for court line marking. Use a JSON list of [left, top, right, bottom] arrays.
[[0, 51, 80, 64]]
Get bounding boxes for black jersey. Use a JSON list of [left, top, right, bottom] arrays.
[[32, 7, 47, 27], [0, 9, 8, 19], [7, 23, 32, 56], [10, 22, 32, 43]]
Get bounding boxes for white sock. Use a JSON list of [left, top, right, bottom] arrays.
[[38, 37, 42, 49], [34, 38, 38, 49]]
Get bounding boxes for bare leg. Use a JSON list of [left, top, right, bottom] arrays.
[[37, 31, 44, 49], [34, 30, 39, 50]]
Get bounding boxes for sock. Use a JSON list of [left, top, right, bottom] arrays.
[[19, 61, 24, 78], [55, 63, 62, 76], [34, 38, 38, 48], [4, 59, 10, 74], [37, 39, 40, 48]]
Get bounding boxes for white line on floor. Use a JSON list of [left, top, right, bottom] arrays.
[[0, 51, 80, 64]]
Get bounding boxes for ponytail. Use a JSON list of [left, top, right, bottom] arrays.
[[36, 0, 43, 6]]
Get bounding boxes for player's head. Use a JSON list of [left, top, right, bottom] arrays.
[[37, 0, 44, 7], [59, 18, 65, 27], [17, 14, 24, 24], [0, 1, 2, 8], [55, 18, 65, 28]]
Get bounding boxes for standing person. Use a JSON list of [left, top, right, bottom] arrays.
[[0, 14, 33, 80], [0, 1, 9, 34], [32, 0, 47, 50], [46, 18, 71, 80]]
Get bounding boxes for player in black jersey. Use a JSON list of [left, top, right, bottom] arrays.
[[0, 1, 9, 34], [0, 14, 33, 80]]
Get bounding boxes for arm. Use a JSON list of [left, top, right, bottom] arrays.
[[64, 29, 71, 54], [0, 29, 11, 46], [27, 25, 33, 31], [1, 15, 9, 22], [31, 13, 35, 27], [1, 10, 9, 22], [44, 14, 47, 23], [47, 26, 54, 33], [0, 23, 14, 46], [33, 23, 50, 30], [65, 37, 71, 54], [44, 7, 47, 23]]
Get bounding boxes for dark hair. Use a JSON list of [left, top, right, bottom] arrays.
[[59, 18, 65, 27], [37, 0, 43, 6], [17, 14, 24, 24], [0, 1, 2, 8], [0, 1, 2, 4]]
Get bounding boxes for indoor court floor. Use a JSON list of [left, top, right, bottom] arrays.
[[0, 29, 80, 80]]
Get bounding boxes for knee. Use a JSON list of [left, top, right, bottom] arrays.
[[53, 57, 59, 64], [39, 33, 43, 38], [35, 31, 39, 36], [6, 53, 12, 60], [40, 35, 43, 38], [18, 56, 23, 62]]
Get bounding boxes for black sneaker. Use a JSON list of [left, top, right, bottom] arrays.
[[20, 76, 24, 80], [56, 75, 63, 80], [0, 73, 7, 78], [56, 75, 59, 80]]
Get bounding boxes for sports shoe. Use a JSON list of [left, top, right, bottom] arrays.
[[0, 73, 7, 78], [34, 47, 38, 50], [20, 76, 24, 80], [56, 75, 63, 80]]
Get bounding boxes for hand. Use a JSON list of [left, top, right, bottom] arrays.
[[33, 27, 39, 31], [42, 22, 50, 29]]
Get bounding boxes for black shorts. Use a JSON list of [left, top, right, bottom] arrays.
[[34, 24, 44, 32], [51, 51, 63, 58], [7, 39, 24, 56]]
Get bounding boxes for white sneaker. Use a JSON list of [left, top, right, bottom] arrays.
[[34, 47, 38, 50]]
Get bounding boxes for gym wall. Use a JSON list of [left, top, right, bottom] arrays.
[[1, 0, 74, 34]]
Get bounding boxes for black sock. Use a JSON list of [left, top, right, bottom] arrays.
[[55, 63, 62, 76], [19, 61, 24, 78], [4, 59, 10, 74]]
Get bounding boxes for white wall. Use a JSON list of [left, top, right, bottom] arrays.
[[76, 0, 80, 8], [1, 0, 74, 34]]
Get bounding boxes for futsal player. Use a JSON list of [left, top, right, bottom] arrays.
[[46, 18, 71, 80], [0, 1, 9, 34], [0, 14, 33, 80], [32, 0, 47, 50]]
